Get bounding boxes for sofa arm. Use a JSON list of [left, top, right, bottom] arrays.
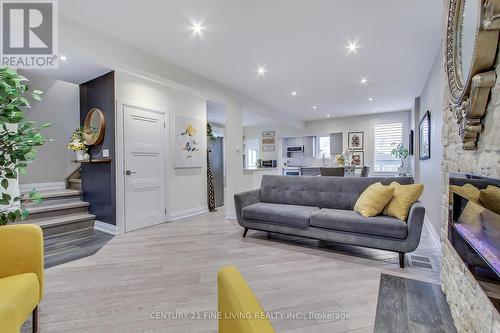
[[0, 224, 44, 300], [405, 201, 426, 252], [234, 189, 261, 226]]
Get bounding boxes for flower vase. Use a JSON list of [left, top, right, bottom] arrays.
[[75, 150, 86, 161]]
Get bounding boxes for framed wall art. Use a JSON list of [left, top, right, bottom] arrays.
[[262, 145, 275, 152], [262, 138, 275, 145], [419, 111, 431, 160], [174, 115, 204, 168], [348, 132, 364, 150], [262, 130, 275, 138], [351, 151, 364, 166]]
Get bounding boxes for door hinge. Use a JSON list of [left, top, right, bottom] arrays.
[[164, 208, 167, 215], [164, 122, 166, 128]]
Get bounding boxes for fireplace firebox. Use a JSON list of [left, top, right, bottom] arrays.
[[448, 172, 500, 312]]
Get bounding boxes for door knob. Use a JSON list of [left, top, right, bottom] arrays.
[[125, 170, 137, 175]]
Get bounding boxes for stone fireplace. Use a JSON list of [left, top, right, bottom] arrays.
[[440, 31, 500, 333]]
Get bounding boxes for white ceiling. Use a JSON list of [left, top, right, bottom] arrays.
[[60, 0, 443, 120], [207, 100, 277, 127]]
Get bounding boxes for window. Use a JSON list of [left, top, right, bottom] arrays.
[[318, 136, 331, 158], [246, 138, 259, 167], [374, 122, 404, 173]]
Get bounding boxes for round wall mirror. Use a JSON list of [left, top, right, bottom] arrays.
[[83, 108, 105, 145]]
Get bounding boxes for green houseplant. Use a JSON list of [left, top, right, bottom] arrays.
[[0, 68, 47, 225], [391, 142, 409, 175]]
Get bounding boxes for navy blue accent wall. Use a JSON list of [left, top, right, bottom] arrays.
[[79, 71, 116, 225]]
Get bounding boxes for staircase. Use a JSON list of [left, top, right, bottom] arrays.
[[22, 167, 96, 237]]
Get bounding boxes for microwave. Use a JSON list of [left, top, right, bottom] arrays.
[[261, 160, 277, 168], [286, 145, 304, 153]]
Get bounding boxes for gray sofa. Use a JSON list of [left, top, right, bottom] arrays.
[[234, 175, 425, 268]]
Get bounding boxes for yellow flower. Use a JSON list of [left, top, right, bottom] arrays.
[[185, 124, 197, 136]]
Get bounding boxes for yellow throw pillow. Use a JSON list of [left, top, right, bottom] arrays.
[[383, 182, 424, 221], [449, 183, 480, 203], [479, 185, 500, 215], [354, 182, 395, 217]]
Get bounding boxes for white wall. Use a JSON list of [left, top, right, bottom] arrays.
[[19, 71, 80, 185], [415, 49, 444, 233], [60, 18, 304, 219], [243, 126, 279, 161], [115, 71, 208, 218], [243, 110, 411, 172]]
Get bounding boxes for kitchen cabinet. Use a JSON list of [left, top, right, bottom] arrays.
[[301, 167, 320, 176], [282, 136, 316, 158]]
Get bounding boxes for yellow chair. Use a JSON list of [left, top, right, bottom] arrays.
[[218, 266, 275, 333], [0, 224, 44, 333]]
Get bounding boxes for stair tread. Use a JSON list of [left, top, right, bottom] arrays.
[[22, 213, 96, 228], [22, 188, 82, 199], [26, 201, 89, 214], [68, 179, 81, 183]]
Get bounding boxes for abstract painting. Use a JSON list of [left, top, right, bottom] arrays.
[[175, 115, 204, 168]]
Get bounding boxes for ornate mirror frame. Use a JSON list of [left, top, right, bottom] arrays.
[[446, 0, 500, 150]]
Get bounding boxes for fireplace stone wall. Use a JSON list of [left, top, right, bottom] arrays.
[[440, 9, 500, 330]]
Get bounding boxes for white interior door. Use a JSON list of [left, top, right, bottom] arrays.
[[123, 105, 166, 232]]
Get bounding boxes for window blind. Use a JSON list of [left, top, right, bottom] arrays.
[[374, 122, 403, 173]]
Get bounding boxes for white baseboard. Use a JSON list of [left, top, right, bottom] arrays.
[[169, 206, 208, 221], [20, 181, 65, 193], [225, 211, 236, 219], [424, 215, 441, 251], [94, 220, 119, 235]]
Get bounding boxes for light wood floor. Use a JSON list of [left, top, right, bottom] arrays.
[[28, 211, 441, 333]]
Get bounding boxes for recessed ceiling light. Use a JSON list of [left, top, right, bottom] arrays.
[[291, 91, 297, 96], [326, 114, 331, 118], [190, 21, 205, 36], [373, 109, 377, 112], [360, 77, 368, 84], [368, 97, 374, 101], [346, 40, 359, 53], [256, 66, 267, 76], [59, 54, 67, 62], [312, 105, 317, 110]]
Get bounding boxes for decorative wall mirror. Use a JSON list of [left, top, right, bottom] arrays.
[[446, 0, 500, 150], [83, 108, 105, 145]]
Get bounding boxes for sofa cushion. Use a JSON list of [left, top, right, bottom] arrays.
[[383, 182, 424, 221], [310, 208, 407, 239], [242, 202, 319, 228], [354, 182, 395, 217]]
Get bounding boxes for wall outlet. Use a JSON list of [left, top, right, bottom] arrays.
[[102, 149, 109, 158]]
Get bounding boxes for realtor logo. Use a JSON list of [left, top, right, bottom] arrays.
[[1, 0, 58, 68]]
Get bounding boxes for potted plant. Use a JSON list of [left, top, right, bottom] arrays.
[[67, 127, 88, 161], [0, 68, 47, 225], [391, 142, 409, 176]]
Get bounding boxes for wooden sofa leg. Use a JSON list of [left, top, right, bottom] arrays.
[[399, 252, 405, 268], [32, 305, 39, 333], [242, 228, 248, 238]]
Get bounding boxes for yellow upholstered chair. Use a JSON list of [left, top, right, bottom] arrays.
[[218, 266, 275, 333], [0, 224, 44, 333]]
